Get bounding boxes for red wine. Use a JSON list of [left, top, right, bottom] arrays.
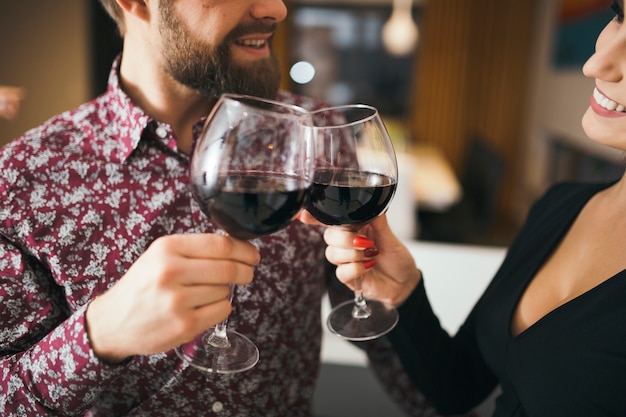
[[306, 170, 396, 228], [193, 173, 310, 240]]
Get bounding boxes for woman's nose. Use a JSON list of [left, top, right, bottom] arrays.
[[583, 27, 625, 82]]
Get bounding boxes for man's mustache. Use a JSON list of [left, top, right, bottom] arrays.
[[225, 22, 279, 42]]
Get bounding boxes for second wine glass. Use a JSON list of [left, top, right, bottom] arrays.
[[304, 104, 399, 341], [176, 94, 313, 373]]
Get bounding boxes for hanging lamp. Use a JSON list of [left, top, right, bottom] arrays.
[[382, 0, 419, 56]]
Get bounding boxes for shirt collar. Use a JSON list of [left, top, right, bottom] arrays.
[[100, 55, 204, 163]]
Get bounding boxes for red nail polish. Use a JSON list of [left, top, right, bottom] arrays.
[[353, 235, 374, 249], [363, 259, 376, 270], [364, 247, 379, 257]]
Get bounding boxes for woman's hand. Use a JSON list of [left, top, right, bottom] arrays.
[[298, 211, 421, 307]]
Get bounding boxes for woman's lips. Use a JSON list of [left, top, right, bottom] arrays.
[[590, 87, 626, 118]]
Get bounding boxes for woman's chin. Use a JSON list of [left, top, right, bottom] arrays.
[[582, 108, 626, 152]]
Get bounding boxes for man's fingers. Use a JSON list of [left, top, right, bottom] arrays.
[[176, 258, 256, 286], [151, 234, 261, 266]]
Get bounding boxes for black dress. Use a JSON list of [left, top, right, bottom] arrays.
[[388, 181, 626, 417]]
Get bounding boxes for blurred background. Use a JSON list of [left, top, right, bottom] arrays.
[[2, 1, 622, 415], [1, 0, 624, 247]]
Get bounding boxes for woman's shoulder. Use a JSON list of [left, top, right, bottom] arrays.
[[515, 180, 615, 239], [534, 180, 614, 209]]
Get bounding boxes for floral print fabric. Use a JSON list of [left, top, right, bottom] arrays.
[[0, 59, 439, 417], [0, 60, 329, 416]]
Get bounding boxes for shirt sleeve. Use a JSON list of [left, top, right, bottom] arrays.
[[0, 236, 131, 416], [385, 279, 499, 415], [325, 265, 452, 416]]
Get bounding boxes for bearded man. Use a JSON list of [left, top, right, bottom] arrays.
[[0, 1, 442, 416]]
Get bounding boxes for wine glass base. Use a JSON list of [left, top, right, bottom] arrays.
[[327, 299, 399, 341], [175, 328, 259, 374]]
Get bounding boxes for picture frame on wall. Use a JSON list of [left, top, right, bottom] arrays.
[[552, 0, 613, 69]]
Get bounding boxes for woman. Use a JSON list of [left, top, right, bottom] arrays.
[[300, 1, 626, 415]]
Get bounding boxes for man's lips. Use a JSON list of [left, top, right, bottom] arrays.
[[235, 38, 267, 48], [230, 34, 273, 59]]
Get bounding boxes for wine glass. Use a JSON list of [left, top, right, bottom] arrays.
[[175, 94, 313, 373], [304, 104, 399, 341]]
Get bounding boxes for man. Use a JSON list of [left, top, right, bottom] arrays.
[[0, 0, 439, 415]]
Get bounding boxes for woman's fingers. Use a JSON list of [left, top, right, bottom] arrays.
[[323, 227, 360, 248]]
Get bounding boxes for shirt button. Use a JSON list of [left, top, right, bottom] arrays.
[[155, 126, 168, 138], [212, 401, 224, 413]]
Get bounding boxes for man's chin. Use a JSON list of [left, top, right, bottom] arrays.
[[226, 62, 281, 99]]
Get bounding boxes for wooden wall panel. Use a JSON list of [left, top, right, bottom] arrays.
[[409, 0, 474, 168], [409, 0, 535, 218]]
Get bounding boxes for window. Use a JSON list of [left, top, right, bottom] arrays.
[[288, 3, 421, 118]]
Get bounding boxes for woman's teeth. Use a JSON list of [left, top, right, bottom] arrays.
[[594, 88, 626, 112]]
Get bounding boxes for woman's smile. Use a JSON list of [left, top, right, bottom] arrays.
[[590, 87, 626, 118]]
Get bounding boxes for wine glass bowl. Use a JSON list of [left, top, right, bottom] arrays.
[[304, 104, 399, 341], [176, 94, 313, 373], [190, 96, 313, 241]]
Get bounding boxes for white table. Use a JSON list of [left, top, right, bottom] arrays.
[[320, 239, 507, 366]]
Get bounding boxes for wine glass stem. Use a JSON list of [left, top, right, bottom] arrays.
[[205, 284, 235, 349], [351, 277, 372, 319]]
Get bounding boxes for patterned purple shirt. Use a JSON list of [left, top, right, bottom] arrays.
[[0, 60, 440, 417]]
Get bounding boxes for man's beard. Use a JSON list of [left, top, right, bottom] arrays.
[[159, 3, 282, 100]]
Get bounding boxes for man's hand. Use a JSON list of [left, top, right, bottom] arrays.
[[86, 233, 260, 363]]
